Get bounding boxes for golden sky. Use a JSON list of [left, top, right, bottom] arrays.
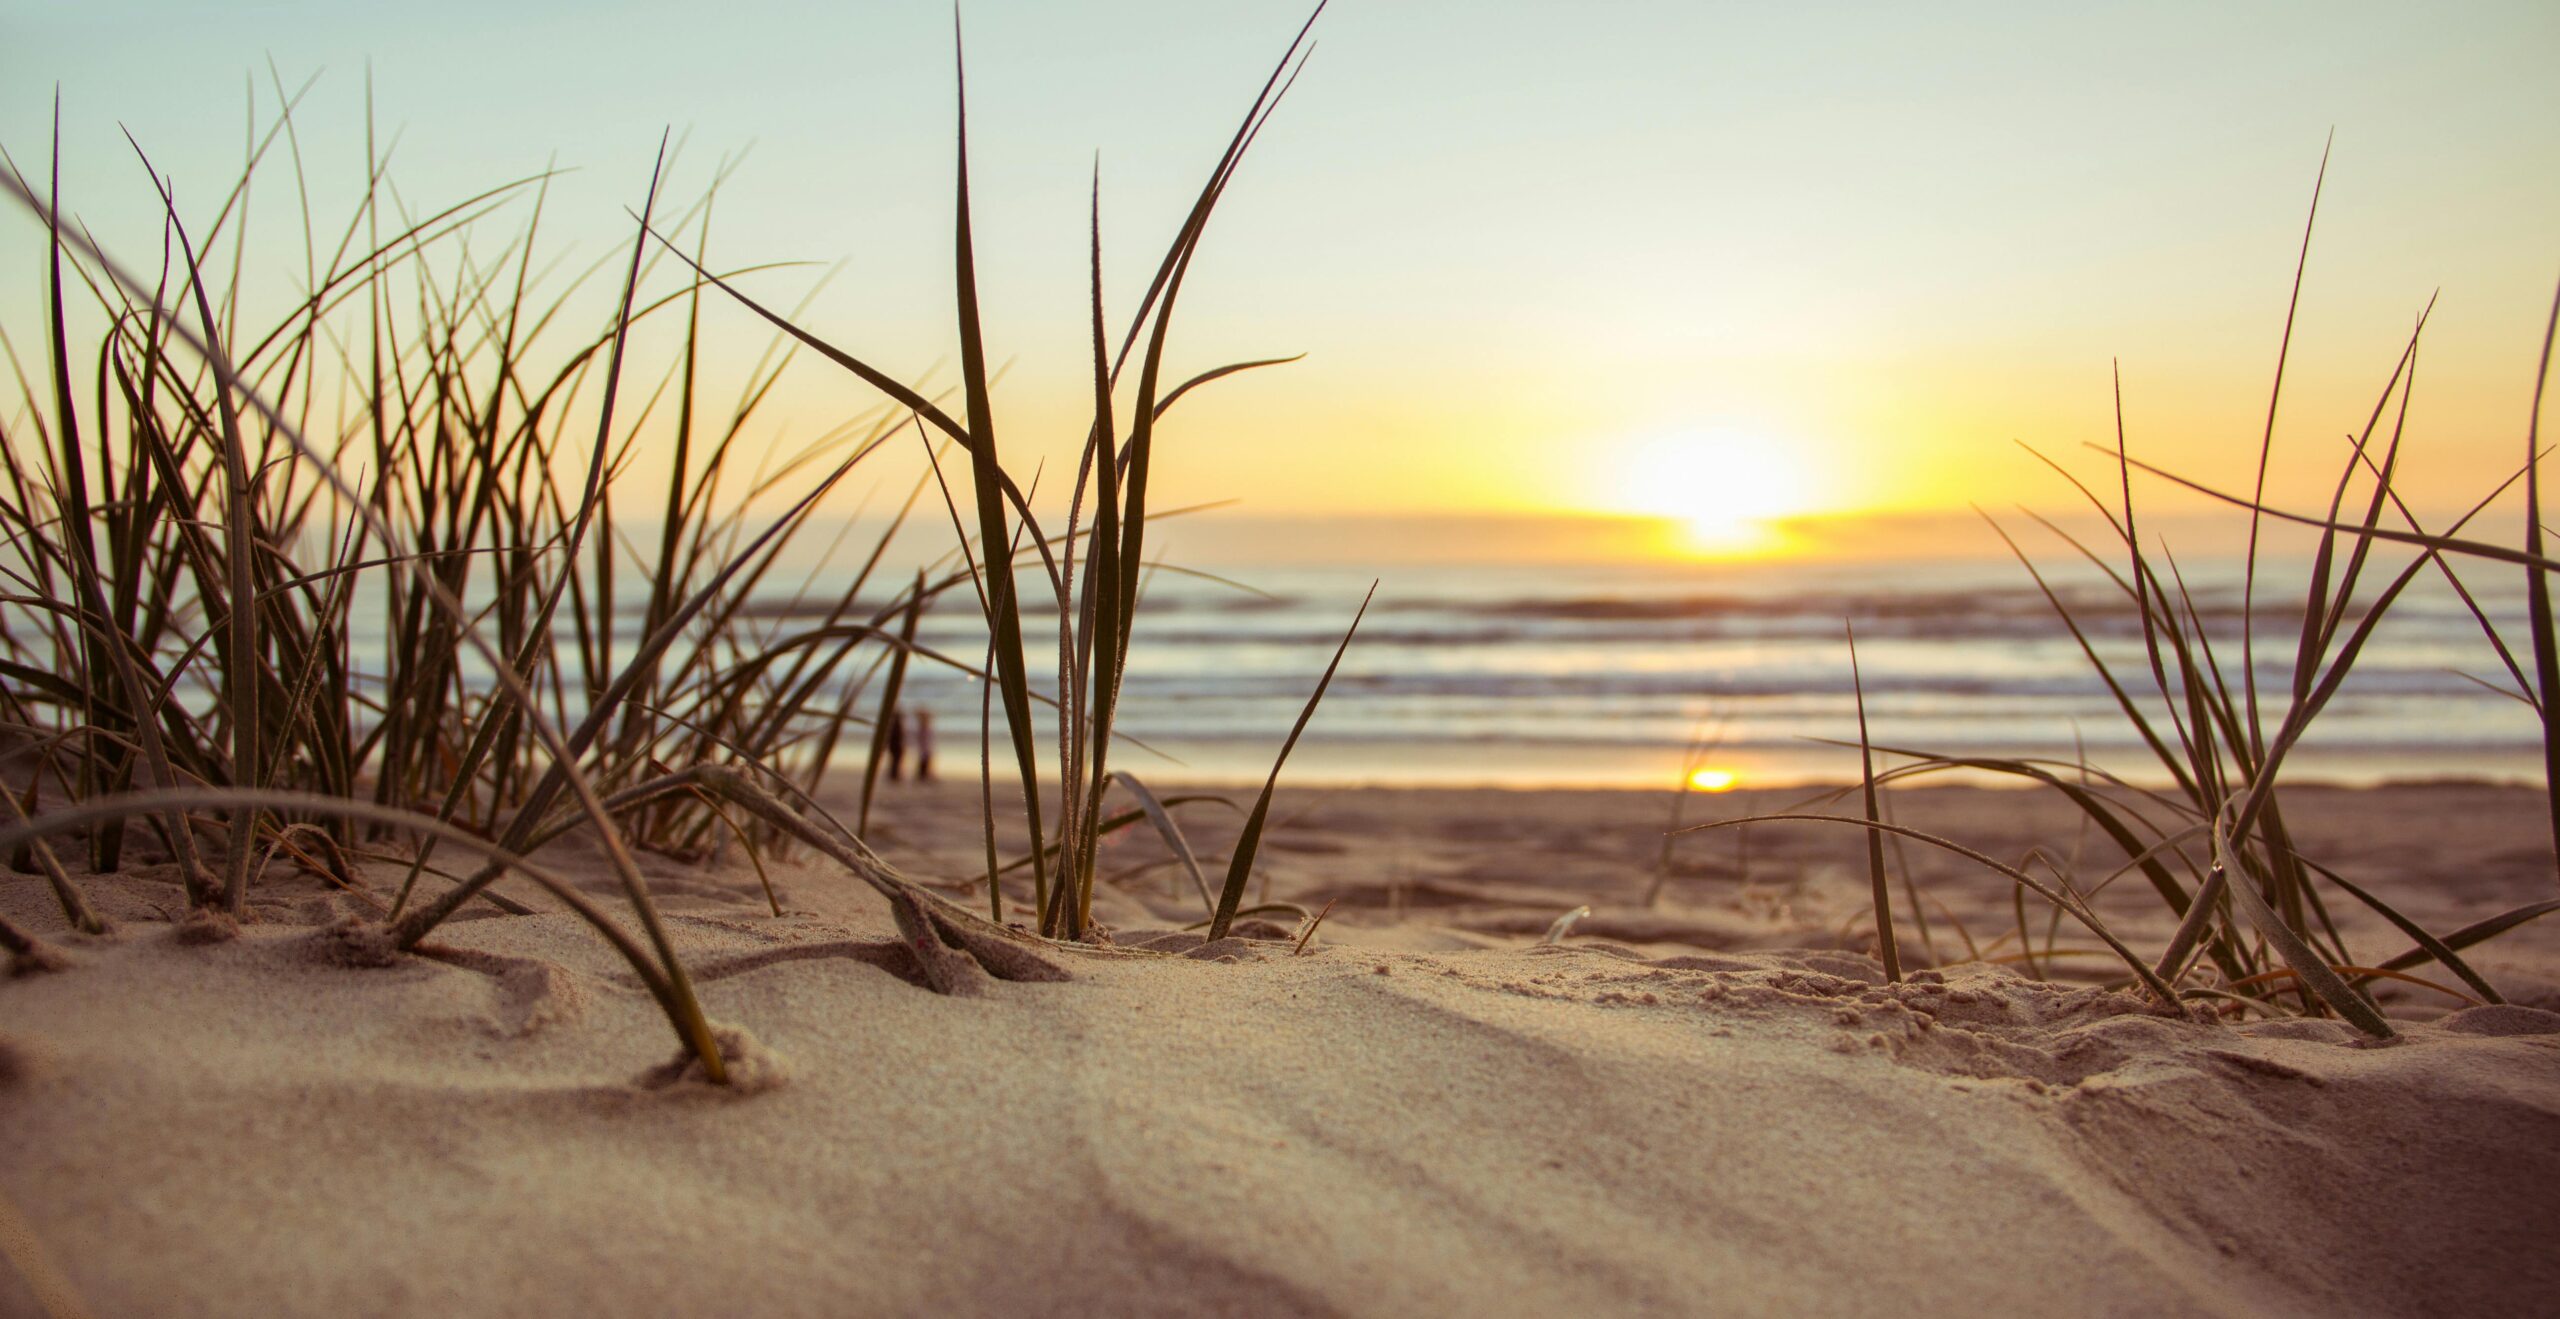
[[12, 1, 2559, 560]]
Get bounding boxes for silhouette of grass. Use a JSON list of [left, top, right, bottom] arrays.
[[1684, 162, 2559, 1037], [0, 7, 1351, 1080]]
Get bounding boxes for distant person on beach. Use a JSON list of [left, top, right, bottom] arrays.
[[914, 709, 936, 781], [885, 703, 907, 781]]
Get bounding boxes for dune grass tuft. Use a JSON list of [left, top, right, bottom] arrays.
[[0, 6, 1354, 1079], [1681, 163, 2559, 1035]]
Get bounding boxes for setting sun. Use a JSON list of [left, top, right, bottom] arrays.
[[1608, 428, 1813, 556], [1687, 767, 1741, 793]]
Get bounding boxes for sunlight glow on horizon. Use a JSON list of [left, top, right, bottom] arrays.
[[1687, 767, 1741, 793], [1605, 427, 1817, 559], [12, 2, 2557, 568]]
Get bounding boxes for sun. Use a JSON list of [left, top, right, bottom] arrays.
[[1687, 766, 1740, 793], [1608, 427, 1813, 556]]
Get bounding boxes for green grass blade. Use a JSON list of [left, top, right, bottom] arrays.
[[947, 18, 1051, 930], [1848, 625, 1901, 982], [1072, 162, 1120, 933], [1206, 582, 1372, 941], [2240, 137, 2329, 756], [2377, 899, 2560, 974], [2105, 448, 2560, 573], [1110, 770, 1215, 916], [2519, 279, 2560, 886], [2211, 805, 2393, 1037], [857, 573, 926, 837], [2298, 858, 2505, 1004], [1149, 353, 1306, 420], [131, 137, 263, 917], [1982, 509, 2202, 803]]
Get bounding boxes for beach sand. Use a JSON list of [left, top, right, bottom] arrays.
[[4, 780, 2556, 1317]]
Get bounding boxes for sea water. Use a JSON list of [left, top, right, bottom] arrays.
[[854, 550, 2550, 790]]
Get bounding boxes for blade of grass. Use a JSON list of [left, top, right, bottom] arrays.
[[2104, 448, 2560, 574], [1110, 769, 1216, 916], [2520, 278, 2560, 886], [1205, 582, 1372, 941], [2208, 796, 2393, 1037], [127, 136, 263, 917], [1681, 811, 2176, 1002], [946, 17, 1051, 929], [2296, 857, 2505, 1004], [2376, 899, 2560, 975], [856, 572, 925, 837], [2240, 137, 2330, 757], [1848, 623, 1901, 982]]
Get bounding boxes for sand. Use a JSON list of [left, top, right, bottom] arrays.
[[4, 779, 2557, 1317]]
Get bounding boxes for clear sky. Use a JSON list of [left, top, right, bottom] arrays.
[[10, 1, 2559, 559]]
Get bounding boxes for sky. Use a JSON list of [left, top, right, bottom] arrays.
[[9, 0, 2559, 561]]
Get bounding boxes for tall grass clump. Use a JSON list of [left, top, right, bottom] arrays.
[[0, 95, 977, 1080], [1685, 160, 2560, 1035], [651, 3, 1360, 944], [1, 4, 1362, 1079]]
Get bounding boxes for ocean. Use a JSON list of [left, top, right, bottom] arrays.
[[857, 548, 2553, 791]]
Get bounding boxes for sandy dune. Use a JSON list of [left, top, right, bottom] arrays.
[[4, 781, 2556, 1317]]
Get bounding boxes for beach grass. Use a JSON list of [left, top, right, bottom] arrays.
[[0, 8, 1359, 1081], [646, 4, 1341, 950], [1681, 166, 2560, 1035], [6, 0, 2553, 1073]]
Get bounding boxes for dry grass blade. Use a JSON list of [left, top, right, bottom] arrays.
[[1540, 905, 1592, 946], [1681, 812, 2176, 1002], [986, 798, 1237, 879], [1150, 354, 1306, 419], [1111, 770, 1217, 916], [1981, 506, 2203, 803], [0, 908, 67, 972], [674, 766, 1070, 992], [36, 99, 121, 883], [1843, 744, 2210, 908], [0, 1182, 95, 1319], [1065, 13, 1320, 939], [0, 787, 689, 1030], [0, 784, 104, 934], [2294, 858, 2504, 1003], [1290, 897, 1339, 954], [1644, 712, 1726, 908]]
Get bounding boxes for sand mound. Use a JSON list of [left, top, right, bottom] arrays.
[[2, 906, 2553, 1316], [4, 782, 2557, 1317]]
